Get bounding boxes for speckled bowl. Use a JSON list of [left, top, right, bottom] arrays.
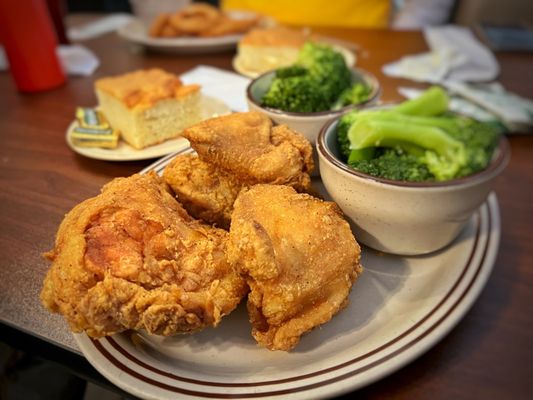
[[246, 68, 380, 145], [317, 116, 510, 256]]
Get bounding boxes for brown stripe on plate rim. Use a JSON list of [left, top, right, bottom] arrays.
[[89, 202, 493, 397], [102, 207, 482, 387], [87, 200, 490, 387], [105, 207, 480, 388]]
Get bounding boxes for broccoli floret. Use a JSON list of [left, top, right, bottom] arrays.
[[332, 82, 371, 110], [299, 43, 352, 105], [262, 75, 331, 113], [350, 148, 433, 182], [337, 86, 504, 182], [274, 65, 307, 79], [337, 110, 360, 158], [261, 42, 354, 113], [446, 118, 504, 177]]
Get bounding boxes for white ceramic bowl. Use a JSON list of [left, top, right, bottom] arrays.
[[246, 68, 380, 145], [317, 117, 510, 256]]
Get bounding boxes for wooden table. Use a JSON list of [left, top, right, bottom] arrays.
[[0, 24, 532, 400]]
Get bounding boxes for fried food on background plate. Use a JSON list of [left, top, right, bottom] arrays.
[[40, 172, 247, 338], [163, 153, 242, 230], [227, 184, 363, 351], [181, 112, 313, 191], [149, 3, 260, 38], [199, 14, 260, 38]]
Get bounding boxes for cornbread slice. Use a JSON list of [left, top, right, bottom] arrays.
[[95, 69, 202, 149], [237, 27, 310, 74]]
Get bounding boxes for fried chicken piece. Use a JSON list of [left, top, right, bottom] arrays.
[[181, 112, 313, 192], [199, 15, 260, 37], [227, 185, 362, 351], [169, 3, 220, 35], [163, 153, 242, 229], [40, 172, 247, 338]]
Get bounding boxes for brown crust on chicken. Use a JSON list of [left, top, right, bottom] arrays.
[[40, 172, 247, 338]]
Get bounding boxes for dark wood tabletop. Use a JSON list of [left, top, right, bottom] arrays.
[[0, 22, 532, 400]]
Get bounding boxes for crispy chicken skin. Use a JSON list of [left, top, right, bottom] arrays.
[[163, 154, 242, 229], [227, 185, 363, 351], [40, 172, 247, 338], [181, 112, 314, 192]]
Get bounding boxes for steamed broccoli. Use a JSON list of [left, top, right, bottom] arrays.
[[261, 42, 365, 113], [353, 149, 433, 182], [333, 83, 371, 110], [336, 86, 504, 182], [262, 75, 331, 113]]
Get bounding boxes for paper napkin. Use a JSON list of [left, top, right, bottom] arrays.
[[383, 25, 499, 83], [180, 65, 251, 112]]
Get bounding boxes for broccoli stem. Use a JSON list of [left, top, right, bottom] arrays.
[[347, 119, 466, 180], [354, 111, 462, 134], [393, 86, 450, 116], [348, 147, 376, 163]]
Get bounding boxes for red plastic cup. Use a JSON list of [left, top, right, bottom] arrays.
[[0, 0, 66, 92]]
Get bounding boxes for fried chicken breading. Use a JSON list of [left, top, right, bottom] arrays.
[[162, 112, 314, 228], [148, 3, 260, 38], [181, 112, 313, 192], [40, 172, 247, 338], [163, 154, 242, 229], [227, 184, 363, 351]]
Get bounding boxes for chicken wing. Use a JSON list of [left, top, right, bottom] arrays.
[[227, 184, 363, 351], [181, 111, 313, 192], [41, 172, 247, 338], [163, 153, 242, 229]]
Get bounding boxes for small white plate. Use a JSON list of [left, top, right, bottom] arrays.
[[117, 12, 256, 54], [74, 148, 501, 399], [65, 96, 230, 161], [233, 43, 357, 78]]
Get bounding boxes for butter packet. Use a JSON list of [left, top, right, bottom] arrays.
[[72, 108, 119, 148], [75, 107, 109, 129]]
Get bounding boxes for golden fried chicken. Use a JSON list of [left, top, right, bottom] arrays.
[[181, 112, 313, 192], [227, 184, 362, 351], [163, 154, 242, 229], [40, 172, 247, 338]]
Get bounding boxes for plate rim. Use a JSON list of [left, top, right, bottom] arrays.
[[232, 43, 357, 79], [117, 16, 246, 50], [74, 149, 501, 398]]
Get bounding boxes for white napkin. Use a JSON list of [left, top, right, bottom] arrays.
[[383, 25, 499, 83], [67, 14, 134, 41], [180, 65, 251, 112], [0, 44, 99, 76]]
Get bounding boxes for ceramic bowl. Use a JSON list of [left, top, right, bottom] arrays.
[[246, 68, 380, 145], [317, 117, 510, 256]]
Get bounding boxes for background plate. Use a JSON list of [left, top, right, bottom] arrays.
[[75, 149, 500, 399], [233, 43, 357, 78], [118, 12, 257, 54]]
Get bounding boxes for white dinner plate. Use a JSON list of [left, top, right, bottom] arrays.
[[233, 43, 357, 79], [65, 96, 230, 161], [117, 12, 257, 54], [75, 147, 500, 399]]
